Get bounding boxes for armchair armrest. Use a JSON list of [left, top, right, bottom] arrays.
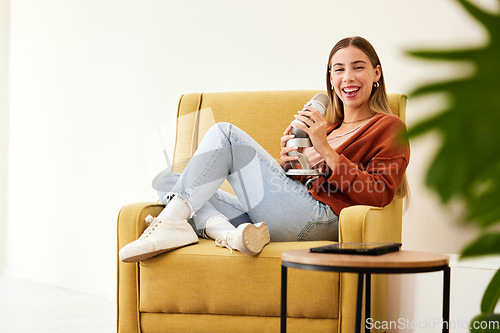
[[336, 199, 403, 333], [338, 199, 403, 244], [117, 202, 165, 333]]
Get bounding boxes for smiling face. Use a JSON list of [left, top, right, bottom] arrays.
[[330, 46, 381, 114]]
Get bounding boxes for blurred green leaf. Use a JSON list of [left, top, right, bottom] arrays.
[[405, 111, 448, 139], [407, 2, 500, 332], [407, 0, 500, 229], [458, 0, 500, 29], [481, 269, 500, 314], [461, 233, 500, 258], [409, 78, 475, 99], [408, 49, 481, 60], [468, 181, 500, 227]]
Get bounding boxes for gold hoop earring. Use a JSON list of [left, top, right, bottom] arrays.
[[373, 81, 380, 88]]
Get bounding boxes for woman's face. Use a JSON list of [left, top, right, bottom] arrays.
[[330, 46, 381, 113]]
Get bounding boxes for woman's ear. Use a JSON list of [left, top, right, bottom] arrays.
[[374, 64, 382, 82]]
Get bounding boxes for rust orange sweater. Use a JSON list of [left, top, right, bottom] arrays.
[[308, 113, 410, 215]]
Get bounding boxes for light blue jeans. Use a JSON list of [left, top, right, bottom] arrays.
[[153, 122, 338, 242]]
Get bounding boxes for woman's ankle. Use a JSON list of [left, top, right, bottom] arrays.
[[158, 195, 192, 222], [204, 215, 235, 240]]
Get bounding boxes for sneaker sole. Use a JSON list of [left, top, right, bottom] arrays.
[[242, 222, 270, 256], [121, 239, 199, 263]]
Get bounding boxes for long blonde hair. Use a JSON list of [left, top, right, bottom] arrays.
[[325, 36, 410, 204]]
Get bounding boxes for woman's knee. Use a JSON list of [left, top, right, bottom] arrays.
[[202, 122, 233, 144], [212, 122, 233, 137], [153, 172, 181, 193]]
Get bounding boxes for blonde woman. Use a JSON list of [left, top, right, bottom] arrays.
[[119, 36, 410, 263]]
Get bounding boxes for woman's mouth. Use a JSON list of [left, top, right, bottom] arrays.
[[342, 86, 360, 98]]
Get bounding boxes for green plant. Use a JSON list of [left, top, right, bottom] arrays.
[[406, 0, 500, 331]]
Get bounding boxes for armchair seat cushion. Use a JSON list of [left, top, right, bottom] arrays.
[[139, 239, 338, 319]]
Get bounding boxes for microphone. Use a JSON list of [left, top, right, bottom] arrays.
[[286, 93, 331, 176]]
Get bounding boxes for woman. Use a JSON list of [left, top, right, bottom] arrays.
[[119, 36, 410, 263]]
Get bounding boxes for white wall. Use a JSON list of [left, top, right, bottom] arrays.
[[5, 0, 497, 319], [0, 0, 9, 272], [388, 256, 500, 333]]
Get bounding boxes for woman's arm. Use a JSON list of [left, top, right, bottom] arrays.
[[325, 154, 408, 207], [319, 117, 410, 207]]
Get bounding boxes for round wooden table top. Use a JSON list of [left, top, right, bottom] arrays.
[[282, 249, 449, 269]]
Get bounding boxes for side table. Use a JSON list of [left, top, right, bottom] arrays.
[[281, 249, 450, 333]]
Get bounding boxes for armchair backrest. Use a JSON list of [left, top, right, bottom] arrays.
[[171, 90, 407, 173]]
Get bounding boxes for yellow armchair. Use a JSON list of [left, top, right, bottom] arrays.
[[117, 90, 407, 333]]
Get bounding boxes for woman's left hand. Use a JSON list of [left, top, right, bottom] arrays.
[[293, 105, 331, 157]]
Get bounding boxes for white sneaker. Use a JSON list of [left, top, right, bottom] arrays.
[[119, 215, 199, 263], [215, 222, 270, 256]]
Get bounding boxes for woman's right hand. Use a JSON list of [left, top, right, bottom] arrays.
[[280, 124, 300, 170]]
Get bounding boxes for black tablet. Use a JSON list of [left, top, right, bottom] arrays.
[[309, 242, 402, 255]]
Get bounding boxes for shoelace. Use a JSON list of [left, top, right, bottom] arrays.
[[140, 215, 162, 239], [215, 234, 236, 254]]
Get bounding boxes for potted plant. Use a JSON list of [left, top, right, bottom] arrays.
[[407, 0, 500, 331]]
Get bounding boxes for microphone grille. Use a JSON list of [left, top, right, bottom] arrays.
[[312, 93, 331, 111]]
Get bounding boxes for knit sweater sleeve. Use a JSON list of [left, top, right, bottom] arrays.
[[321, 115, 410, 207]]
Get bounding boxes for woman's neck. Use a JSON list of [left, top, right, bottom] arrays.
[[342, 107, 376, 124]]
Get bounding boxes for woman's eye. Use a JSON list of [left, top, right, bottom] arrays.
[[334, 68, 344, 72], [355, 66, 364, 70]]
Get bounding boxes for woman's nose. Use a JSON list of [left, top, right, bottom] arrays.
[[343, 69, 355, 82]]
